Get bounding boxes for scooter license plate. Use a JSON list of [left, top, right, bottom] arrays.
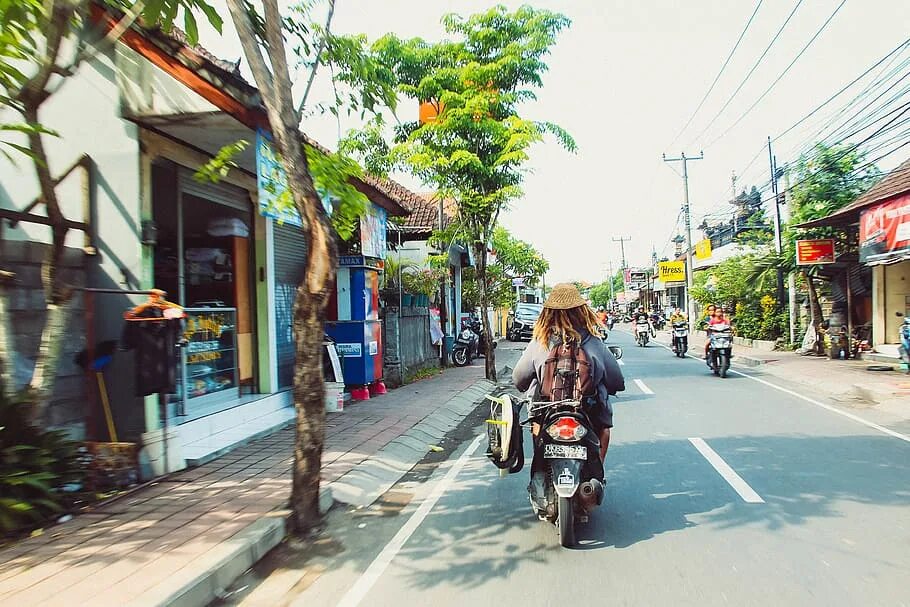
[[543, 444, 587, 459]]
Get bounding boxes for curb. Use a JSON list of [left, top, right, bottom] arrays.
[[144, 377, 495, 607], [330, 377, 495, 507]]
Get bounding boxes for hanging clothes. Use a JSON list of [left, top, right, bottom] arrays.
[[121, 307, 182, 396]]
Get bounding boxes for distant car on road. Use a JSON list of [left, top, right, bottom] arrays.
[[507, 302, 543, 341]]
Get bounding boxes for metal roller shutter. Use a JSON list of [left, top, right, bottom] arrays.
[[273, 222, 308, 389], [179, 168, 250, 211]]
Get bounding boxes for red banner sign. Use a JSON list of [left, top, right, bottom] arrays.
[[859, 193, 910, 264], [796, 239, 836, 265]]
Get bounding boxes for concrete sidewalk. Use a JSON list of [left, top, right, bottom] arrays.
[[0, 365, 498, 607]]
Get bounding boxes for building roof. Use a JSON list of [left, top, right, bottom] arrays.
[[797, 157, 910, 228], [100, 5, 418, 218], [398, 192, 457, 232]]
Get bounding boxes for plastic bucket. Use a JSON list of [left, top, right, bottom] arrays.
[[325, 382, 344, 412]]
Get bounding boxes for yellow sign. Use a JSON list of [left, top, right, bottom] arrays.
[[658, 261, 686, 283], [695, 239, 713, 260]]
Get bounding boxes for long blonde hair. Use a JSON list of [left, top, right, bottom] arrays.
[[533, 305, 601, 347]]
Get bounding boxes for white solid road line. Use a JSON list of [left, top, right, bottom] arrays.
[[336, 434, 485, 607], [633, 378, 654, 394], [728, 368, 910, 444], [649, 338, 910, 444], [688, 437, 765, 504]]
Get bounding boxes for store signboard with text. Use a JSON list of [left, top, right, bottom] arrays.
[[796, 239, 836, 265], [695, 239, 712, 260], [256, 130, 332, 227], [859, 193, 910, 264], [658, 261, 686, 283]]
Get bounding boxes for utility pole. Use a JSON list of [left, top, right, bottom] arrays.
[[731, 171, 738, 234], [784, 166, 798, 345], [663, 151, 703, 332], [768, 136, 785, 305], [604, 262, 615, 306], [612, 236, 631, 269]]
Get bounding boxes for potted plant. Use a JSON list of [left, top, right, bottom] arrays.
[[403, 267, 447, 308], [380, 257, 417, 307]]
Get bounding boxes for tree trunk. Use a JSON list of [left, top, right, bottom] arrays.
[[290, 281, 327, 534], [227, 0, 339, 536], [803, 269, 825, 356], [473, 241, 497, 382], [26, 302, 71, 423], [803, 270, 823, 328], [20, 104, 72, 424], [0, 271, 15, 399]]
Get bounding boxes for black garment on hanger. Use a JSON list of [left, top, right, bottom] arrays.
[[121, 308, 182, 396]]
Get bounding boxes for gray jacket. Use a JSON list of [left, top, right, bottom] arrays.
[[512, 330, 625, 403]]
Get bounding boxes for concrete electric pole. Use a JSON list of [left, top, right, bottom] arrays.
[[663, 151, 703, 331], [612, 236, 631, 270]]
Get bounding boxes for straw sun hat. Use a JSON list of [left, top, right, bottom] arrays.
[[543, 283, 587, 310]]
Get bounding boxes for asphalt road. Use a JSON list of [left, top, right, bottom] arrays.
[[228, 331, 910, 607]]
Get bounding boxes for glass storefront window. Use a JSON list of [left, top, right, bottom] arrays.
[[176, 308, 239, 414]]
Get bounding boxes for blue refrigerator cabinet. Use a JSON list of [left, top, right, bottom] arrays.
[[325, 320, 383, 386]]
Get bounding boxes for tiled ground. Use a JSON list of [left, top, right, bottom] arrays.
[[0, 365, 484, 607]]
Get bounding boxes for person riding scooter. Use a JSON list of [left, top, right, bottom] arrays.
[[513, 284, 625, 473]]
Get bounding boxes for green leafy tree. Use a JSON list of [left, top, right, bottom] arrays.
[[353, 5, 575, 380], [214, 0, 397, 534], [749, 142, 880, 333], [0, 0, 223, 419], [461, 226, 549, 310]]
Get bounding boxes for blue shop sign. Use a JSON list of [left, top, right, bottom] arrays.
[[256, 129, 332, 226]]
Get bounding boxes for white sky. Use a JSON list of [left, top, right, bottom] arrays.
[[198, 0, 910, 284]]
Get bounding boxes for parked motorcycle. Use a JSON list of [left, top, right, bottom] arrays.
[[671, 321, 688, 357], [898, 313, 910, 374], [452, 318, 482, 366], [635, 319, 650, 346], [525, 345, 623, 547], [707, 322, 733, 378]]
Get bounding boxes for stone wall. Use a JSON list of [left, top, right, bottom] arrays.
[[1, 240, 87, 436], [383, 307, 438, 387]]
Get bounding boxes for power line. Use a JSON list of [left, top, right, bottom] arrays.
[[687, 0, 805, 148], [705, 0, 847, 148], [773, 37, 910, 143], [786, 53, 910, 159], [666, 0, 765, 150]]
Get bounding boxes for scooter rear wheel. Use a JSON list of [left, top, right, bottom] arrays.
[[557, 496, 575, 547]]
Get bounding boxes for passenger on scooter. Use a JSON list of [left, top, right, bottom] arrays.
[[513, 284, 625, 466], [705, 307, 728, 361]]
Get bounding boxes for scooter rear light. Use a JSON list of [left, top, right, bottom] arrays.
[[546, 417, 587, 441]]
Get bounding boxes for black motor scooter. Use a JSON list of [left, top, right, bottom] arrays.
[[453, 317, 495, 366], [526, 345, 623, 548]]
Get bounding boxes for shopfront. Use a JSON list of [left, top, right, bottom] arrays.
[[860, 191, 910, 347], [151, 160, 257, 418]]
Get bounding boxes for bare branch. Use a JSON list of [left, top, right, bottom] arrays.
[[226, 0, 276, 100], [63, 0, 146, 75], [15, 0, 76, 108], [261, 0, 295, 114], [296, 0, 336, 121]]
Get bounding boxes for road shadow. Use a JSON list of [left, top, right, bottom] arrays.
[[369, 432, 910, 591]]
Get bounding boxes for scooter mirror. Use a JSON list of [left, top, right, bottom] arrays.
[[608, 345, 623, 360]]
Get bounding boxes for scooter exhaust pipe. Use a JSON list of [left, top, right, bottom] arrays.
[[578, 479, 604, 511]]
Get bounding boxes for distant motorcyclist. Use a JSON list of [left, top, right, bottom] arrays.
[[705, 307, 729, 361], [899, 315, 910, 374], [669, 308, 687, 325]]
